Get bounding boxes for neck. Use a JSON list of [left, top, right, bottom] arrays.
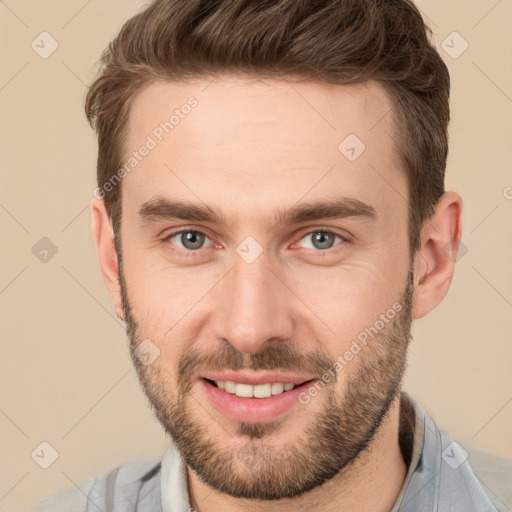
[[187, 395, 407, 512]]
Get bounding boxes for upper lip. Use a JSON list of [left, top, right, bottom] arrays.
[[199, 371, 315, 386]]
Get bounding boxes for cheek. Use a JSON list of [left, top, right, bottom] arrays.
[[122, 250, 219, 344], [289, 258, 407, 350]]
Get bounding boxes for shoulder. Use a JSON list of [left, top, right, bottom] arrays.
[[401, 393, 511, 512], [30, 457, 161, 512], [460, 441, 512, 512]]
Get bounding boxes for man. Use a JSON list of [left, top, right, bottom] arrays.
[[32, 0, 511, 510]]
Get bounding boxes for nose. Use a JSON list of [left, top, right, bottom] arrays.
[[216, 253, 294, 355]]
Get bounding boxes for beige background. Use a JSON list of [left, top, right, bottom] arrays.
[[1, 1, 511, 510]]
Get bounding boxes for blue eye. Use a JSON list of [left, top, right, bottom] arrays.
[[167, 230, 213, 251], [163, 228, 347, 258], [298, 231, 344, 250]]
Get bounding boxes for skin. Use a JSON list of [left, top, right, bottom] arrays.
[[91, 76, 462, 512]]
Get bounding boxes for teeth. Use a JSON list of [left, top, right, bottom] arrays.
[[224, 381, 236, 394], [253, 383, 272, 398], [271, 383, 284, 395], [235, 383, 253, 398], [214, 380, 297, 398]]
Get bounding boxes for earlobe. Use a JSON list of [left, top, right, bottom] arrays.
[[412, 191, 463, 320], [90, 198, 124, 320]]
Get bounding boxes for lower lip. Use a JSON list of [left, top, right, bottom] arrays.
[[199, 379, 314, 423]]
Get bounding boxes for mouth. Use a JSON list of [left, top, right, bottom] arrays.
[[198, 373, 316, 423], [204, 378, 304, 398]]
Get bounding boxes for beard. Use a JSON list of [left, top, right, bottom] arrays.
[[118, 256, 414, 500]]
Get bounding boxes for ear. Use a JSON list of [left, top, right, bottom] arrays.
[[412, 191, 463, 320], [91, 198, 125, 320]]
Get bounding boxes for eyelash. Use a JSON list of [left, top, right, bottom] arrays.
[[162, 228, 348, 257]]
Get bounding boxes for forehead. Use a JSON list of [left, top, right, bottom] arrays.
[[126, 76, 396, 150], [122, 75, 406, 229]]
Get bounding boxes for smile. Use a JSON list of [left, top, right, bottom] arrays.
[[198, 374, 316, 423], [209, 380, 297, 398]]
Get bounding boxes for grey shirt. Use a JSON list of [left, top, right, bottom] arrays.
[[31, 392, 512, 511]]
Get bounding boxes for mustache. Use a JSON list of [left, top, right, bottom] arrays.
[[177, 344, 335, 383]]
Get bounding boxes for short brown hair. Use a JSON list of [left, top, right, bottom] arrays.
[[85, 0, 450, 256]]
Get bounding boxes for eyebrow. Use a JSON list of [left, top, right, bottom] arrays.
[[138, 196, 377, 229]]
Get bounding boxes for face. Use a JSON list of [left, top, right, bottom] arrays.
[[117, 76, 414, 499]]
